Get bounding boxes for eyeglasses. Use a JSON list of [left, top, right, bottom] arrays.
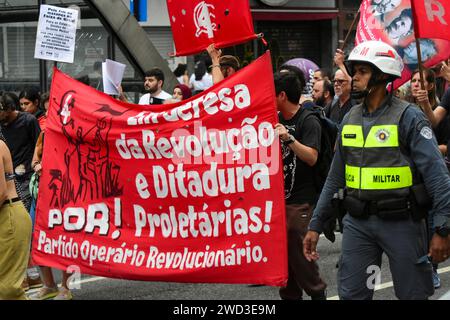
[[332, 79, 349, 85]]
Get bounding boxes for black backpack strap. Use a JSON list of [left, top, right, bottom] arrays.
[[294, 108, 314, 137]]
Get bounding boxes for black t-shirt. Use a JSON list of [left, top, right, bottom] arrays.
[[1, 112, 40, 176], [435, 113, 450, 145], [440, 88, 450, 112], [324, 98, 355, 125], [279, 108, 322, 205], [439, 88, 450, 151]]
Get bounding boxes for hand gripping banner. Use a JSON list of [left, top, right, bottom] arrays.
[[32, 52, 288, 286], [356, 0, 450, 88], [167, 0, 257, 56]]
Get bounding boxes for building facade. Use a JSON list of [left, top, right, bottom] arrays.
[[0, 0, 350, 96]]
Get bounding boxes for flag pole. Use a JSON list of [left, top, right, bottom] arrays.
[[415, 38, 426, 90], [411, 0, 426, 90], [340, 8, 361, 51]]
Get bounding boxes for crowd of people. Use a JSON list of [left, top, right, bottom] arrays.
[[1, 39, 450, 300], [0, 45, 241, 300]]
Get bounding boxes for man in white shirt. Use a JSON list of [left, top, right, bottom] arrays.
[[138, 67, 172, 105]]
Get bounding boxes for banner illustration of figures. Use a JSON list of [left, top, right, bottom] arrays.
[[356, 0, 450, 88], [32, 51, 288, 286], [167, 0, 257, 56]]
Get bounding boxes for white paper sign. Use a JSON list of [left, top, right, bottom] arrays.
[[102, 59, 126, 95], [34, 5, 78, 63]]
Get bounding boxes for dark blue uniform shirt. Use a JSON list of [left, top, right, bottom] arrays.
[[309, 96, 450, 233]]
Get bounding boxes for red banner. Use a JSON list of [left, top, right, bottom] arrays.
[[167, 0, 257, 56], [356, 0, 450, 88], [411, 0, 450, 41], [32, 52, 288, 286]]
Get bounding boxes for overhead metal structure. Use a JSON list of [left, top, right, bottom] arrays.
[[84, 0, 178, 91]]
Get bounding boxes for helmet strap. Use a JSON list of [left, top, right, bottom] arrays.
[[351, 70, 387, 101]]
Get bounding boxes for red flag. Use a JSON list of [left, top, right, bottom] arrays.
[[411, 0, 450, 41], [32, 52, 288, 286], [167, 0, 257, 56], [356, 0, 450, 88]]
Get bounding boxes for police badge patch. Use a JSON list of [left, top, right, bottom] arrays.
[[376, 129, 390, 143], [420, 126, 433, 140]]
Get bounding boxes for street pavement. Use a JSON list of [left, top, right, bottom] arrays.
[[27, 233, 450, 300]]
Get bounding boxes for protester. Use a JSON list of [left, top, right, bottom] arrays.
[[207, 44, 240, 84], [173, 63, 190, 86], [279, 64, 315, 110], [312, 79, 334, 109], [0, 127, 32, 300], [274, 71, 327, 300], [410, 68, 450, 156], [0, 92, 42, 291], [29, 92, 50, 229], [410, 68, 450, 289], [164, 84, 193, 104], [19, 87, 46, 130], [418, 61, 450, 129], [30, 96, 73, 299], [189, 60, 213, 94], [172, 84, 192, 101], [137, 68, 172, 105], [324, 69, 354, 125], [313, 68, 332, 85], [304, 41, 450, 300], [334, 48, 352, 80]]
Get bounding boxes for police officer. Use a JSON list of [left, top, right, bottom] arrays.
[[303, 41, 450, 300]]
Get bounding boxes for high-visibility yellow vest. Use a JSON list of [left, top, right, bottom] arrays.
[[341, 100, 416, 201]]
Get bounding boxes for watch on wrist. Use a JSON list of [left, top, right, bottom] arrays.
[[284, 134, 296, 145], [436, 226, 450, 237]]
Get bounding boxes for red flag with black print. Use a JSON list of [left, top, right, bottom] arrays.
[[167, 0, 257, 56]]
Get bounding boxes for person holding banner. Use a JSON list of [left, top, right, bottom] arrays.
[[207, 44, 240, 84], [0, 97, 32, 300], [304, 41, 450, 300], [274, 71, 327, 300]]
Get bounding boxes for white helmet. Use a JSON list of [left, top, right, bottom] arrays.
[[347, 41, 404, 79]]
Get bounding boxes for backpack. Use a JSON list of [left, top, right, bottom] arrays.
[[296, 105, 338, 193]]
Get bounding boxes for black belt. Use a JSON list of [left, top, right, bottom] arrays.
[[4, 197, 21, 205]]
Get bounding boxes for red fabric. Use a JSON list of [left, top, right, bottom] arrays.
[[411, 0, 450, 41], [167, 0, 257, 57], [32, 52, 288, 286], [37, 115, 47, 132], [356, 0, 450, 89]]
